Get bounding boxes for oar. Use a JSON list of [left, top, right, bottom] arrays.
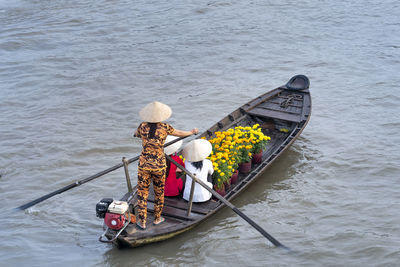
[[166, 154, 290, 250], [17, 135, 191, 210]]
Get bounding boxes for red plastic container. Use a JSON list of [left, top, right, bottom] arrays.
[[230, 170, 239, 184], [252, 151, 263, 164], [238, 161, 252, 174], [214, 185, 226, 197]]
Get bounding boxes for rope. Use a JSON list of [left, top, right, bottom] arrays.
[[279, 93, 303, 108]]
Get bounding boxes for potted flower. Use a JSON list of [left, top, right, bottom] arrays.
[[230, 165, 239, 184], [232, 126, 253, 173], [250, 124, 271, 164], [237, 147, 252, 173], [213, 175, 225, 196], [214, 156, 232, 191], [203, 124, 270, 188], [206, 130, 238, 189]]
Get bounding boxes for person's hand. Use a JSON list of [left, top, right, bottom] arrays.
[[191, 128, 199, 135]]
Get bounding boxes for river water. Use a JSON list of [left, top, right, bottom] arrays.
[[1, 0, 399, 266]]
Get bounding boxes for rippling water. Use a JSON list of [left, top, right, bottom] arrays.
[[1, 0, 399, 266]]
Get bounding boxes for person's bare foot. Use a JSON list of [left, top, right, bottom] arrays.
[[136, 220, 146, 230], [153, 216, 165, 225]]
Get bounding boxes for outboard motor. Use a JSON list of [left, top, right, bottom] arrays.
[[104, 201, 131, 230], [96, 199, 135, 231], [96, 198, 114, 218]]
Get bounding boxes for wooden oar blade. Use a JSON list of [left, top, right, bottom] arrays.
[[16, 183, 78, 210]]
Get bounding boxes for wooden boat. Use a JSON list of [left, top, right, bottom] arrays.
[[99, 75, 312, 248]]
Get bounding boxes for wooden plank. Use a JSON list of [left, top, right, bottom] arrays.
[[146, 202, 204, 221], [301, 94, 311, 121], [165, 197, 218, 215], [258, 101, 302, 115], [242, 88, 282, 111], [147, 188, 218, 215], [122, 214, 191, 239], [248, 107, 302, 122], [147, 195, 210, 215], [268, 100, 302, 108]]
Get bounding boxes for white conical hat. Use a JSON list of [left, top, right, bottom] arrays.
[[164, 135, 183, 155], [139, 101, 172, 123], [182, 139, 212, 162]]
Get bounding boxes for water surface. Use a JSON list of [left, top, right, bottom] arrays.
[[1, 0, 399, 266]]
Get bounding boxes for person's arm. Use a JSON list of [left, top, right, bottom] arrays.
[[207, 161, 214, 183], [176, 157, 184, 173], [133, 123, 143, 137], [171, 128, 198, 137], [208, 160, 214, 175]]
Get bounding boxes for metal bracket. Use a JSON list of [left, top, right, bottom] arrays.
[[98, 213, 132, 243]]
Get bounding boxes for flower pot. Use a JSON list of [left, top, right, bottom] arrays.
[[252, 151, 263, 164], [238, 161, 252, 174], [224, 180, 231, 191], [214, 185, 225, 196], [230, 170, 239, 184]]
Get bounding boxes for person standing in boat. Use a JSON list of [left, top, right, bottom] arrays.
[[134, 101, 198, 230], [182, 139, 214, 202], [164, 135, 185, 197]]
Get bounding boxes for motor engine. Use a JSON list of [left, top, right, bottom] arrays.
[[96, 199, 135, 230], [96, 198, 114, 218]]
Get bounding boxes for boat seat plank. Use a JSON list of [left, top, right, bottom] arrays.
[[165, 197, 217, 215], [146, 202, 204, 221], [248, 107, 302, 122], [122, 213, 191, 239], [147, 195, 210, 215], [268, 100, 302, 108], [147, 189, 219, 215], [257, 101, 302, 115]]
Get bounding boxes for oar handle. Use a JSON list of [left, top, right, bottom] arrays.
[[166, 154, 288, 249]]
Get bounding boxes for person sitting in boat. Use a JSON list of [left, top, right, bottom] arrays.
[[134, 101, 198, 230], [182, 139, 214, 203], [164, 135, 185, 197]]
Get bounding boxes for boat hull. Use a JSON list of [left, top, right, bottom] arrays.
[[103, 77, 312, 248]]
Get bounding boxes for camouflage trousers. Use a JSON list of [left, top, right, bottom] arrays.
[[137, 168, 166, 223]]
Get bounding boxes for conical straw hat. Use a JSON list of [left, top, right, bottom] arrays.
[[139, 101, 172, 123], [164, 135, 183, 155], [182, 139, 212, 162]]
